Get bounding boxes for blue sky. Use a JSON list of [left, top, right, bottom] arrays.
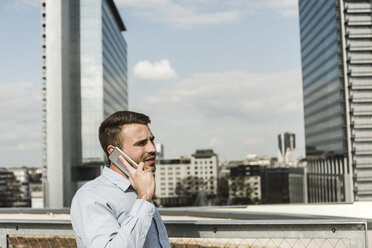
[[0, 0, 304, 166]]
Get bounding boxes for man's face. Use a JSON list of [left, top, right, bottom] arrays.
[[119, 123, 156, 172]]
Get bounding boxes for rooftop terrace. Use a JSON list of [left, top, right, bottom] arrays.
[[0, 203, 371, 247]]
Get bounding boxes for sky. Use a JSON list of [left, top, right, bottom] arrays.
[[0, 0, 304, 167]]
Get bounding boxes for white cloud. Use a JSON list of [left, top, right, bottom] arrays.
[[117, 0, 242, 28], [116, 0, 297, 29], [209, 137, 223, 146], [133, 59, 177, 80], [264, 0, 298, 18], [0, 82, 41, 166], [131, 68, 305, 160]]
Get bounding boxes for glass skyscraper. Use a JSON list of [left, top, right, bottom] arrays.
[[41, 0, 127, 207], [299, 0, 372, 202]]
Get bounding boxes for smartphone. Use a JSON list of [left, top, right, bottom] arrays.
[[109, 147, 138, 178]]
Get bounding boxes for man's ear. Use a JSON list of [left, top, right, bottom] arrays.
[[107, 145, 115, 155]]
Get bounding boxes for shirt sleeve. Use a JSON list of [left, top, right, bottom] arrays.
[[71, 189, 155, 248]]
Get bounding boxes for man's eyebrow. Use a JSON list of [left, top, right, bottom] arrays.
[[133, 138, 147, 145], [133, 136, 155, 146]]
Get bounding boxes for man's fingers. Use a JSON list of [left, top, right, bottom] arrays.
[[137, 161, 144, 172], [118, 155, 136, 175]]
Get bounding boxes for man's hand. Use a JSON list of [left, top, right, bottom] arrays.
[[119, 155, 155, 202]]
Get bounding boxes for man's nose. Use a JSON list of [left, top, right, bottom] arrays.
[[147, 142, 156, 154]]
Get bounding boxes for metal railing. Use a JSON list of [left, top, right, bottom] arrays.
[[0, 219, 368, 248]]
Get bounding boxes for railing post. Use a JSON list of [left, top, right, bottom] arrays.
[[0, 233, 7, 248]]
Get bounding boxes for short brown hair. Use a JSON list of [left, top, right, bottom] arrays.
[[99, 111, 151, 157]]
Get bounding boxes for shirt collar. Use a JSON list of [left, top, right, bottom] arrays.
[[102, 166, 131, 192]]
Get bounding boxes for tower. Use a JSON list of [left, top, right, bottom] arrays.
[[277, 132, 296, 166], [298, 0, 372, 202], [41, 0, 127, 207]]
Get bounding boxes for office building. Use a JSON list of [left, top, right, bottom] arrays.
[[28, 167, 44, 208], [288, 167, 308, 203], [155, 157, 190, 206], [8, 168, 31, 207], [261, 168, 290, 204], [0, 168, 25, 207], [228, 165, 261, 204], [41, 0, 127, 207], [298, 0, 372, 202], [155, 149, 218, 206], [277, 132, 297, 166]]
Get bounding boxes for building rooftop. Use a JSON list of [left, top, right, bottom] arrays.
[[1, 202, 372, 221]]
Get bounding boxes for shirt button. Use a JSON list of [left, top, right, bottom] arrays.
[[141, 234, 145, 239]]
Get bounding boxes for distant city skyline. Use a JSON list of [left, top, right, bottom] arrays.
[[0, 0, 304, 166]]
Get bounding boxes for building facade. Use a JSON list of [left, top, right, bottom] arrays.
[[41, 0, 127, 207], [154, 149, 218, 206], [288, 167, 308, 203], [298, 0, 372, 202], [0, 168, 27, 207], [8, 168, 31, 207], [228, 165, 261, 204], [261, 168, 290, 204]]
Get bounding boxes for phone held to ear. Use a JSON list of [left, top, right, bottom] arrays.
[[109, 147, 138, 178]]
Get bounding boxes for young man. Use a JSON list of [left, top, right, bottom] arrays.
[[70, 111, 171, 248]]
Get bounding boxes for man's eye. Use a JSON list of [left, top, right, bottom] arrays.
[[137, 141, 146, 146]]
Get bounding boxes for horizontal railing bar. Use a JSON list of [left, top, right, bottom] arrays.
[[0, 218, 367, 225], [0, 220, 367, 247]]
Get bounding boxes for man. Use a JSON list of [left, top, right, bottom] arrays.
[[71, 111, 171, 248]]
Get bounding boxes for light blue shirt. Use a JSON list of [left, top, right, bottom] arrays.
[[70, 166, 171, 248]]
